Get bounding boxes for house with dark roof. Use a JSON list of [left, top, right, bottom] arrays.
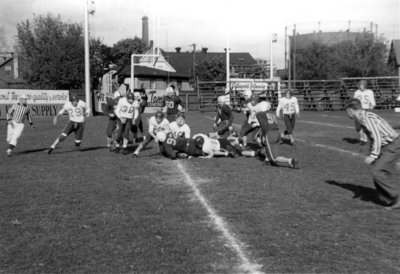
[[388, 40, 400, 75], [116, 47, 259, 93]]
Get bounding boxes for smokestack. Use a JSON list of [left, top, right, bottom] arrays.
[[201, 47, 208, 54], [142, 16, 149, 47]]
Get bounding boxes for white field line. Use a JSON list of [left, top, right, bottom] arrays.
[[298, 120, 354, 129], [176, 161, 264, 274]]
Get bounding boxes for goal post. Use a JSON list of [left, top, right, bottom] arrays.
[[130, 53, 161, 91]]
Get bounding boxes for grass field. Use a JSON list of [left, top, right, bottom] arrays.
[[1, 110, 400, 273]]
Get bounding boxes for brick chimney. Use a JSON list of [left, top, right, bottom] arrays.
[[142, 16, 149, 47], [201, 47, 208, 53], [175, 47, 181, 53]]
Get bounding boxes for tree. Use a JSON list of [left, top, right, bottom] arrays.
[[196, 57, 226, 82], [294, 34, 392, 80], [111, 37, 147, 68], [16, 14, 85, 89], [90, 38, 113, 90]]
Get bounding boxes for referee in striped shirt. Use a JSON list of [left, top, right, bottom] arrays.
[[345, 98, 400, 209], [6, 95, 34, 157]]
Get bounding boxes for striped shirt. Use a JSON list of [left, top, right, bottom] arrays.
[[358, 110, 399, 157], [7, 103, 33, 124]]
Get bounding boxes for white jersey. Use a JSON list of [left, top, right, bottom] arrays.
[[148, 116, 170, 134], [169, 121, 191, 138], [193, 133, 220, 154], [354, 89, 375, 110], [245, 102, 260, 127], [115, 97, 139, 119], [59, 100, 87, 123], [276, 97, 299, 116]]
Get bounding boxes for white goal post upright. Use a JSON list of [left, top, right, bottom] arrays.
[[130, 54, 161, 90]]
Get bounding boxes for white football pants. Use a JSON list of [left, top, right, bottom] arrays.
[[7, 121, 25, 146]]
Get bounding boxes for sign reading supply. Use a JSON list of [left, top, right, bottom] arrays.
[[0, 89, 69, 119]]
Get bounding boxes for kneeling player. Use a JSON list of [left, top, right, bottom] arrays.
[[212, 95, 233, 138], [133, 111, 170, 157], [48, 96, 90, 154], [255, 101, 299, 169], [157, 131, 203, 159]]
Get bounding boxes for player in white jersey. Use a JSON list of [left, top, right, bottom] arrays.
[[239, 89, 260, 147], [169, 112, 191, 138], [47, 96, 89, 154], [276, 90, 300, 145], [192, 133, 236, 158], [114, 92, 139, 154], [133, 111, 170, 157], [353, 80, 376, 144]]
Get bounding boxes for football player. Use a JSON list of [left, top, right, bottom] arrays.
[[47, 95, 90, 154], [169, 112, 191, 138], [105, 91, 121, 151], [239, 89, 260, 147], [131, 91, 147, 142], [192, 133, 236, 158], [353, 80, 376, 144], [276, 90, 300, 146], [157, 131, 203, 159], [255, 101, 299, 169], [114, 92, 139, 154], [213, 95, 234, 138], [133, 111, 170, 157], [161, 86, 185, 122]]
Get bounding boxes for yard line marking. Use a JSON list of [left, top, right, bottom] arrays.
[[176, 161, 264, 274], [298, 120, 354, 129], [295, 138, 364, 158], [318, 114, 345, 119]]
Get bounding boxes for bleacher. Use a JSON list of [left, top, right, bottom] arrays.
[[197, 77, 400, 112]]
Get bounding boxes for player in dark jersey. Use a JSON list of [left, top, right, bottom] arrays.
[[157, 131, 203, 159], [255, 101, 299, 169], [213, 95, 234, 138], [161, 86, 185, 122], [105, 92, 121, 151]]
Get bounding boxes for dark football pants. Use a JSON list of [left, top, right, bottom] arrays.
[[372, 137, 400, 203], [214, 120, 231, 137], [62, 121, 85, 141], [283, 114, 296, 134], [115, 119, 132, 142], [106, 118, 117, 138]]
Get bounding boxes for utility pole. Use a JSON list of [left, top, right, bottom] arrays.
[[190, 43, 196, 86], [84, 0, 92, 116], [270, 33, 277, 81]]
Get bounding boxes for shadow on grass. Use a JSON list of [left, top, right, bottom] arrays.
[[342, 137, 360, 144], [15, 148, 49, 155], [325, 180, 387, 206]]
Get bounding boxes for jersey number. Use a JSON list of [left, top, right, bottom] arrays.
[[165, 137, 176, 146], [121, 106, 135, 113], [68, 108, 82, 117]]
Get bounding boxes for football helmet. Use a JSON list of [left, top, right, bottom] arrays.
[[194, 135, 205, 148], [256, 101, 271, 112], [155, 111, 164, 119], [70, 95, 79, 102], [156, 131, 167, 142], [166, 87, 174, 96], [126, 93, 134, 100], [217, 95, 226, 104], [242, 89, 252, 100], [133, 92, 140, 98]]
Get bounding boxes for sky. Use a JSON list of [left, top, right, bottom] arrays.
[[1, 0, 399, 68]]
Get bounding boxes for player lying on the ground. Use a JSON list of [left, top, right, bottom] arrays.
[[192, 133, 237, 158], [212, 95, 233, 138], [48, 95, 89, 154], [276, 90, 299, 146], [239, 89, 260, 148], [133, 111, 170, 157], [255, 101, 299, 169], [156, 131, 203, 159]]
